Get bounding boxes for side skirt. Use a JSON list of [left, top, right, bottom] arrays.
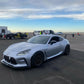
[[46, 51, 63, 60]]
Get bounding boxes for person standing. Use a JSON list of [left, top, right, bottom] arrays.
[[72, 33, 74, 38], [2, 33, 5, 39], [40, 31, 42, 35], [64, 34, 67, 39], [3, 34, 6, 39], [77, 32, 80, 36]]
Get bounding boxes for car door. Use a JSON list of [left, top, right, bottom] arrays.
[[46, 36, 63, 57]]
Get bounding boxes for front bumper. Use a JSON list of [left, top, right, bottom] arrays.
[[1, 59, 28, 68]]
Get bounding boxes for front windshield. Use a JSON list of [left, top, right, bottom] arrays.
[[27, 36, 50, 44]]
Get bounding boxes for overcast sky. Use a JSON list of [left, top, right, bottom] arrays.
[[0, 0, 84, 32]]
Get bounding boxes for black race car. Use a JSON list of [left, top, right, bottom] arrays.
[[6, 33, 15, 39]]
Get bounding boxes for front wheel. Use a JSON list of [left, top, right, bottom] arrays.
[[63, 45, 70, 55], [31, 52, 44, 67]]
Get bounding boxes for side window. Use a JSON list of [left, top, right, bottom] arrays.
[[49, 36, 60, 44], [49, 36, 63, 44]]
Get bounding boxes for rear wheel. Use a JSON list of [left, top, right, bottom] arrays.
[[31, 52, 44, 67], [64, 45, 70, 55]]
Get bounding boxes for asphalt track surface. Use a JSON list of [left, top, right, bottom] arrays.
[[0, 35, 84, 84]]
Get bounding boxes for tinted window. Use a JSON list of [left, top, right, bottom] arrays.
[[49, 36, 63, 43], [50, 37, 59, 42]]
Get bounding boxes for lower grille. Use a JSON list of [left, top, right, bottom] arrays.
[[4, 55, 17, 64], [10, 57, 17, 64]]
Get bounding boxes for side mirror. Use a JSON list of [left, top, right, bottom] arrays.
[[50, 40, 56, 45]]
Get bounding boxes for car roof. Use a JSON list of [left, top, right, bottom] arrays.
[[37, 34, 64, 38]]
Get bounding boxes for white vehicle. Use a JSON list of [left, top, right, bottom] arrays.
[[1, 35, 70, 68], [33, 30, 55, 36], [56, 32, 63, 35], [0, 26, 11, 34], [42, 30, 55, 34], [33, 31, 40, 36]]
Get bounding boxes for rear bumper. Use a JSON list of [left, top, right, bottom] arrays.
[[1, 59, 28, 68]]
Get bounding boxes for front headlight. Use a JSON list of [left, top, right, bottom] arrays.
[[17, 49, 31, 56]]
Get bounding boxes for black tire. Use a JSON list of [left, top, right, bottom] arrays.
[[64, 45, 70, 55], [11, 36, 14, 39], [31, 52, 44, 67], [7, 37, 10, 39]]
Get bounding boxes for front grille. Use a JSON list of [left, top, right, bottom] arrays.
[[4, 55, 17, 64], [4, 55, 10, 62]]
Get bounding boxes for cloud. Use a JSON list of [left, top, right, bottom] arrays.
[[26, 13, 84, 20], [27, 15, 53, 19], [0, 0, 84, 20], [0, 0, 84, 9], [0, 12, 17, 19], [0, 8, 84, 20], [0, 8, 42, 19], [11, 0, 84, 9]]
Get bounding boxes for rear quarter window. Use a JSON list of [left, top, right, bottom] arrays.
[[59, 37, 63, 41]]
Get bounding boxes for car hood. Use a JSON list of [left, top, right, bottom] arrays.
[[4, 42, 45, 53]]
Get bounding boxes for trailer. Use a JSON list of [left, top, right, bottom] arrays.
[[0, 26, 8, 34], [0, 26, 27, 39]]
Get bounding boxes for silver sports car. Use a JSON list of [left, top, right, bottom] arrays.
[[1, 35, 70, 68]]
